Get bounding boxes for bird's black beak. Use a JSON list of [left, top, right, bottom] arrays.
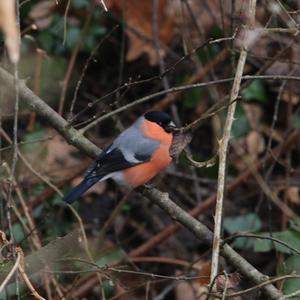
[[165, 121, 177, 133]]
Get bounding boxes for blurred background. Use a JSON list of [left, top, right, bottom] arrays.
[[1, 0, 300, 299]]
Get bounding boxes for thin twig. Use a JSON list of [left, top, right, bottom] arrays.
[[79, 74, 300, 133], [67, 204, 105, 298], [223, 233, 300, 256], [17, 247, 46, 300], [211, 274, 300, 299], [68, 25, 119, 119], [282, 288, 300, 299], [58, 2, 95, 115], [63, 0, 71, 46], [221, 271, 229, 300], [54, 257, 207, 281], [70, 39, 213, 125], [98, 0, 108, 11], [210, 0, 257, 287], [0, 250, 21, 293], [27, 48, 44, 132], [184, 151, 217, 168]]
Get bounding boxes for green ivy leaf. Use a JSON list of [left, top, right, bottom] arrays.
[[274, 231, 300, 254], [182, 88, 203, 109], [232, 104, 251, 138], [11, 223, 25, 243], [224, 213, 262, 234], [252, 235, 273, 252], [280, 256, 300, 297], [231, 230, 300, 254], [292, 116, 300, 129], [95, 248, 125, 267], [72, 0, 89, 8], [242, 79, 267, 102], [66, 27, 81, 49]]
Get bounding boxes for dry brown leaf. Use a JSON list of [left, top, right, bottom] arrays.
[[281, 91, 300, 105], [45, 133, 80, 172], [260, 125, 284, 144], [170, 131, 192, 161], [197, 261, 211, 285], [20, 129, 82, 183], [29, 0, 55, 20], [45, 135, 77, 166], [29, 0, 56, 29], [216, 273, 241, 297], [287, 186, 300, 205], [243, 104, 263, 129], [108, 0, 175, 65], [246, 130, 265, 159], [0, 1, 20, 63]]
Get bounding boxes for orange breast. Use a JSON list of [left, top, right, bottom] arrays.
[[123, 120, 173, 187]]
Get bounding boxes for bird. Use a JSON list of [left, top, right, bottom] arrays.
[[63, 111, 177, 204]]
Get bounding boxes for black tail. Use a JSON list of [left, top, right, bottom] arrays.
[[63, 177, 100, 204]]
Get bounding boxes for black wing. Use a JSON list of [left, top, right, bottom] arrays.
[[85, 147, 149, 180]]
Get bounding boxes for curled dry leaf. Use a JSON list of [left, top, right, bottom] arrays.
[[246, 130, 265, 159], [0, 1, 20, 63], [169, 131, 192, 161], [216, 272, 241, 293], [287, 186, 300, 205], [108, 0, 175, 65]]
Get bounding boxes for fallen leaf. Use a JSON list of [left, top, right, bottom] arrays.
[[243, 104, 263, 129], [195, 261, 210, 286], [45, 133, 79, 169], [216, 272, 241, 293], [20, 129, 87, 183], [29, 0, 55, 20], [246, 130, 265, 159], [29, 0, 56, 29], [108, 0, 175, 65], [281, 92, 299, 105], [287, 186, 300, 205]]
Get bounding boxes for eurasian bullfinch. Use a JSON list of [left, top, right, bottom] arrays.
[[63, 111, 176, 204]]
